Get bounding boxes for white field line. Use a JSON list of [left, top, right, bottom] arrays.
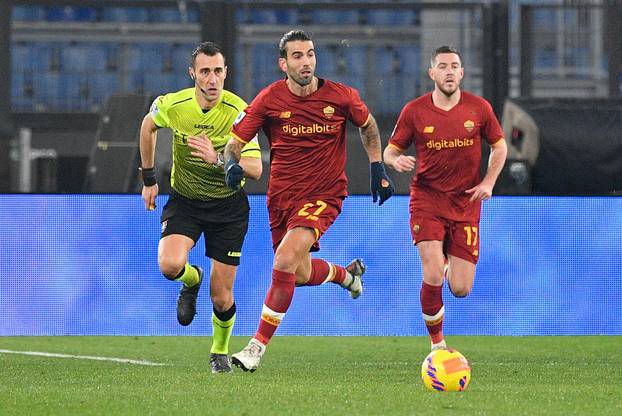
[[0, 349, 167, 366]]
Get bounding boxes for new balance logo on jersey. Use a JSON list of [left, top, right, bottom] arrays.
[[194, 124, 214, 130], [227, 251, 241, 257], [426, 138, 474, 151]]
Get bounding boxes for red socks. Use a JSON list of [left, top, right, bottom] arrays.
[[255, 269, 296, 345], [420, 281, 445, 344], [302, 258, 346, 286]]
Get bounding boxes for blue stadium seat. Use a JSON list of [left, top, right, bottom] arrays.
[[172, 44, 193, 73], [311, 10, 360, 25], [12, 6, 45, 22], [316, 45, 338, 75], [535, 46, 556, 69], [88, 73, 119, 104], [253, 44, 280, 76], [150, 8, 181, 23], [101, 7, 149, 22], [365, 10, 416, 26], [59, 73, 89, 111], [395, 46, 421, 75], [251, 10, 278, 24], [275, 9, 299, 25], [11, 43, 33, 71], [46, 6, 96, 22], [143, 73, 178, 95], [11, 72, 34, 111], [342, 46, 366, 75]]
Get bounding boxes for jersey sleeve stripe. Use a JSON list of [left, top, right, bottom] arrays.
[[489, 136, 505, 145], [359, 113, 372, 128], [388, 142, 406, 152], [231, 132, 250, 144]]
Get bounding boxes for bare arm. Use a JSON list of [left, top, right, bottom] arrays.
[[465, 138, 508, 201], [482, 138, 508, 187], [139, 114, 158, 168], [239, 155, 262, 180], [138, 114, 159, 210], [224, 136, 245, 164], [358, 114, 382, 163], [383, 144, 416, 173]]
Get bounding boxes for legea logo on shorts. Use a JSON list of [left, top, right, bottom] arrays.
[[426, 138, 474, 151], [227, 251, 241, 257]]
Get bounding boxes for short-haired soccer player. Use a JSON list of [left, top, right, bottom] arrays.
[[383, 46, 507, 351], [223, 30, 395, 372]]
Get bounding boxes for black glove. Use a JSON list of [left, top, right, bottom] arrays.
[[224, 159, 244, 190], [370, 161, 394, 206]]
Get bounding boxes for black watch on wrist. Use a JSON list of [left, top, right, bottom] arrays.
[[216, 152, 225, 167]]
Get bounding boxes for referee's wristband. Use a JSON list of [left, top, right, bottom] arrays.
[[139, 167, 157, 186]]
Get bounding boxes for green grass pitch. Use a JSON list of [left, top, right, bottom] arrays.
[[1, 336, 620, 415]]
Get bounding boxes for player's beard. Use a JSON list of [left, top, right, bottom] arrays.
[[437, 79, 460, 98], [289, 68, 314, 87]]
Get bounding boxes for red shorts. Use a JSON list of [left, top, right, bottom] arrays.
[[410, 211, 480, 264], [268, 197, 343, 252]]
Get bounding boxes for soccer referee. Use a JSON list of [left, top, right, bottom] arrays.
[[138, 41, 262, 373]]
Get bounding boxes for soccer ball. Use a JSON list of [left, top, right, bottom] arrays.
[[421, 348, 471, 392]]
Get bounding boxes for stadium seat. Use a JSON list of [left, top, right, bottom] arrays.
[[311, 10, 360, 25], [11, 43, 33, 72], [395, 46, 421, 75], [88, 73, 119, 105], [149, 8, 181, 23], [365, 10, 416, 26], [11, 6, 45, 22], [316, 45, 338, 75], [342, 46, 366, 75], [101, 7, 149, 22], [251, 10, 278, 24], [46, 6, 96, 22], [143, 73, 178, 96]]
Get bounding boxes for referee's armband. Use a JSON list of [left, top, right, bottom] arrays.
[[139, 167, 157, 186]]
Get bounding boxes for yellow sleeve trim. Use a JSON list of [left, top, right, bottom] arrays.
[[388, 142, 406, 152], [490, 137, 506, 146], [231, 132, 249, 144], [359, 114, 372, 128]]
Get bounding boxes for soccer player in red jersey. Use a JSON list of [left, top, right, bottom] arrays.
[[223, 30, 394, 371], [383, 46, 507, 351]]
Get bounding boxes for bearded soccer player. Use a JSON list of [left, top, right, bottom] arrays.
[[221, 30, 394, 372], [383, 46, 507, 351], [139, 41, 262, 373]]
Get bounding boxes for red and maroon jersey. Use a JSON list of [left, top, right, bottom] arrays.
[[389, 91, 504, 221], [232, 79, 370, 208]]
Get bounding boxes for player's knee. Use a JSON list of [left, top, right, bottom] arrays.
[[449, 282, 471, 298], [273, 250, 298, 271], [210, 289, 233, 311], [159, 258, 185, 280]]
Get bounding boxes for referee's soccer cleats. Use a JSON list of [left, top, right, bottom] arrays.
[[231, 339, 265, 372], [209, 353, 233, 374], [345, 258, 366, 299], [176, 265, 203, 326]]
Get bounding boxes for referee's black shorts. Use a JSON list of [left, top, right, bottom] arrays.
[[160, 189, 250, 266]]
